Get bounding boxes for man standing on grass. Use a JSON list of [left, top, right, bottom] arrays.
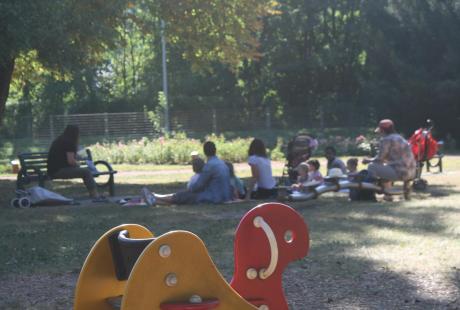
[[142, 141, 232, 205]]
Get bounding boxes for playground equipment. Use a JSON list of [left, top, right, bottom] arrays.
[[74, 203, 309, 310], [408, 119, 444, 190], [285, 177, 411, 202]]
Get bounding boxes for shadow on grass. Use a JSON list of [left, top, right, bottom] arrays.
[[0, 179, 459, 309], [285, 193, 460, 308]]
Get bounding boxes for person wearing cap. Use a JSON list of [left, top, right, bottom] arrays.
[[190, 151, 200, 160], [362, 119, 416, 200], [187, 157, 205, 190]]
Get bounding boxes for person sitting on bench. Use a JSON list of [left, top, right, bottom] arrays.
[[362, 119, 416, 201], [47, 125, 102, 200]]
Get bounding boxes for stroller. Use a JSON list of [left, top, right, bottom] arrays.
[[408, 119, 442, 190], [280, 133, 315, 185]]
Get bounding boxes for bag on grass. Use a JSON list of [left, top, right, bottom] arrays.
[[26, 186, 73, 206]]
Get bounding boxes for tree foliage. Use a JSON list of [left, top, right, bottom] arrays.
[[0, 0, 273, 123], [1, 0, 460, 144]]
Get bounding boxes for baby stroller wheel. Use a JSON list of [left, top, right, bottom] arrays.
[[413, 179, 427, 191], [10, 198, 20, 208], [19, 197, 31, 208]]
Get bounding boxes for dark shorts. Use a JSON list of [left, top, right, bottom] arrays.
[[172, 191, 199, 205], [251, 187, 278, 200]]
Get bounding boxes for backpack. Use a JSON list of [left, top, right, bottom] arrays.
[[409, 128, 439, 161]]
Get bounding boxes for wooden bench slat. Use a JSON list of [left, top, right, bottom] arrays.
[[19, 154, 49, 159], [23, 164, 48, 169], [22, 158, 48, 162]]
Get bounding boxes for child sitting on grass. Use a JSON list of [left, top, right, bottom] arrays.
[[225, 161, 246, 200], [306, 159, 324, 182], [187, 157, 205, 190], [347, 158, 359, 176], [291, 160, 323, 191], [347, 157, 377, 202], [294, 162, 309, 185]]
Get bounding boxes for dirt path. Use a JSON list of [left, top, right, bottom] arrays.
[[1, 267, 458, 309], [0, 162, 287, 180]]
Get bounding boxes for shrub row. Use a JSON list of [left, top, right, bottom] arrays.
[[89, 133, 372, 165]]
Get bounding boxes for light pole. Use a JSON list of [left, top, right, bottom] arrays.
[[161, 19, 170, 133]]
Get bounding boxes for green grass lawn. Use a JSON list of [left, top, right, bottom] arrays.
[[0, 158, 459, 309]]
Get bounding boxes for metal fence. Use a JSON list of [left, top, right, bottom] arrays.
[[0, 106, 373, 161], [168, 105, 329, 133], [7, 105, 364, 139], [43, 112, 157, 140]]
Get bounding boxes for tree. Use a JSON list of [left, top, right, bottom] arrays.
[[0, 0, 128, 124], [0, 0, 274, 124]]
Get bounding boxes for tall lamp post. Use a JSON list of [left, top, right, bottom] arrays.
[[161, 19, 170, 133]]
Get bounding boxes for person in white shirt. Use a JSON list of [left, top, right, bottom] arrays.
[[245, 138, 277, 200]]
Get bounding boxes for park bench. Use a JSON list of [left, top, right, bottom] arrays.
[[16, 149, 117, 196]]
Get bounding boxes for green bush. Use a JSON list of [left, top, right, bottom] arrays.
[[90, 133, 255, 165], [88, 131, 376, 165]]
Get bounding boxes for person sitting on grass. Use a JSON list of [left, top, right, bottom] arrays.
[[142, 141, 232, 205], [325, 146, 347, 175], [307, 159, 324, 182], [187, 157, 205, 190], [346, 158, 359, 176], [245, 138, 277, 200], [292, 160, 324, 191], [297, 162, 309, 183], [362, 119, 416, 201], [291, 162, 308, 191], [46, 125, 104, 201], [347, 157, 377, 202], [225, 161, 247, 200]]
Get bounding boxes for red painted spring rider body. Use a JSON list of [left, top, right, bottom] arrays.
[[231, 203, 309, 310]]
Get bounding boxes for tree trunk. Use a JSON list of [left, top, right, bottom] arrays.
[[0, 58, 15, 125]]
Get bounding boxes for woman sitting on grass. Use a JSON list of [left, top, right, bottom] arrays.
[[245, 138, 277, 200]]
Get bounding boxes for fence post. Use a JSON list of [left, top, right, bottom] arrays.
[[319, 106, 325, 130], [27, 115, 33, 139], [104, 112, 109, 138], [212, 108, 217, 133], [265, 105, 271, 130], [49, 116, 55, 140]]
